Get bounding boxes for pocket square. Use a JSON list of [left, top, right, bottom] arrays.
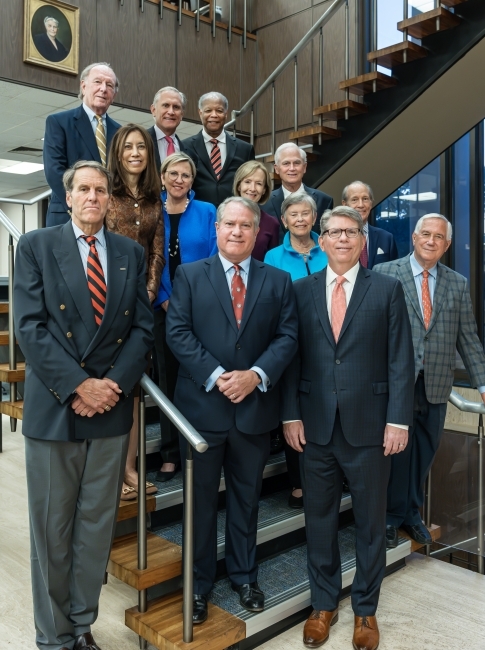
[[377, 247, 385, 255]]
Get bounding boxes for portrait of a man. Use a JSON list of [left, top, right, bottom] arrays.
[[33, 15, 70, 62]]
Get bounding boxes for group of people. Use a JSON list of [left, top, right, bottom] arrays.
[[14, 60, 485, 650]]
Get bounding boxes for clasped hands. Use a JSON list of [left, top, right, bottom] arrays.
[[216, 370, 261, 404], [71, 377, 122, 417]]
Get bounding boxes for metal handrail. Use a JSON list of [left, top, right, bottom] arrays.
[[0, 187, 51, 206], [0, 209, 22, 242], [448, 389, 485, 415], [137, 373, 208, 646]]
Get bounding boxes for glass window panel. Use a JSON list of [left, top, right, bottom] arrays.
[[453, 133, 471, 282]]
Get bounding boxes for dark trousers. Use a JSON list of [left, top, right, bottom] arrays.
[[153, 307, 180, 465], [302, 413, 390, 615], [387, 375, 447, 527], [180, 426, 270, 595], [284, 438, 302, 489]]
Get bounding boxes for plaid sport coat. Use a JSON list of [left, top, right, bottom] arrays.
[[374, 254, 485, 404]]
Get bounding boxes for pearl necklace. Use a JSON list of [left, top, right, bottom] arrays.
[[165, 197, 190, 258]]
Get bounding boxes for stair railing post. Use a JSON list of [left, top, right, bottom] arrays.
[[178, 0, 182, 25], [137, 391, 148, 649], [372, 0, 377, 92], [243, 0, 247, 49], [195, 0, 200, 30], [139, 0, 144, 13], [318, 26, 323, 145], [183, 442, 194, 643], [212, 0, 216, 37], [294, 56, 298, 137], [159, 0, 163, 19], [402, 0, 408, 61], [425, 468, 432, 557], [436, 0, 441, 31], [478, 414, 484, 574], [227, 0, 232, 43], [271, 82, 276, 155], [250, 106, 254, 146], [8, 234, 17, 435], [344, 0, 350, 119]]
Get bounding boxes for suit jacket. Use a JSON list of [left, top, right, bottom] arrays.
[[282, 266, 415, 446], [374, 254, 485, 403], [367, 224, 398, 270], [261, 184, 334, 243], [44, 105, 120, 225], [147, 126, 186, 174], [14, 221, 154, 442], [182, 131, 255, 207], [166, 255, 298, 434]]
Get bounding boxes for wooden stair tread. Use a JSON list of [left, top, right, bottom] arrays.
[[0, 362, 25, 383], [125, 589, 245, 650], [313, 99, 368, 121], [108, 532, 182, 590], [367, 41, 428, 68], [117, 493, 157, 522], [397, 8, 461, 39], [441, 0, 468, 6], [289, 125, 341, 144], [0, 400, 23, 419], [399, 523, 441, 552], [0, 303, 8, 314], [0, 331, 9, 346], [339, 71, 398, 96]]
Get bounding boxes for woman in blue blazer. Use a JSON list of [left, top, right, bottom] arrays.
[[154, 153, 217, 481]]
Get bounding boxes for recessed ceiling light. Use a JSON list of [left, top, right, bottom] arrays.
[[0, 159, 44, 175]]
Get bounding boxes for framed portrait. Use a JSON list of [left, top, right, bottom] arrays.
[[24, 0, 79, 75]]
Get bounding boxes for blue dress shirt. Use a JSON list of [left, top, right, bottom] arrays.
[[82, 103, 107, 136], [71, 220, 108, 282]]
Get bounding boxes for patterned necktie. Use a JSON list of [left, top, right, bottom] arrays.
[[422, 270, 432, 329], [210, 138, 222, 179], [165, 135, 175, 157], [82, 236, 107, 327], [331, 276, 347, 342], [359, 237, 368, 268], [231, 265, 246, 328], [95, 115, 107, 166]]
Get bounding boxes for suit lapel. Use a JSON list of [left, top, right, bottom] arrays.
[[337, 266, 372, 342], [367, 225, 378, 269], [220, 132, 236, 178], [73, 105, 100, 162], [177, 134, 186, 152], [310, 269, 335, 348], [148, 126, 162, 171], [397, 255, 424, 326], [272, 187, 285, 222], [204, 256, 239, 334], [427, 263, 448, 332], [194, 132, 218, 181], [106, 114, 119, 148], [237, 259, 265, 339]]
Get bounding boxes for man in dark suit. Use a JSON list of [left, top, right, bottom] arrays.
[[342, 181, 398, 269], [182, 92, 255, 207], [374, 214, 485, 548], [282, 206, 414, 650], [262, 142, 333, 241], [43, 62, 120, 226], [166, 196, 298, 624], [148, 86, 187, 173], [14, 160, 154, 650]]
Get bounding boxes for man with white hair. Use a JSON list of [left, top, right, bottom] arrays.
[[182, 91, 255, 207], [262, 142, 333, 241], [374, 214, 485, 548], [148, 86, 187, 172], [43, 62, 120, 226]]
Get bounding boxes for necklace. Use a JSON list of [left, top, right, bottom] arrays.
[[292, 237, 313, 254], [165, 197, 190, 258]]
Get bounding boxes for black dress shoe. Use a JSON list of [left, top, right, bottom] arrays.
[[74, 632, 101, 650], [270, 435, 284, 455], [386, 525, 398, 549], [288, 492, 304, 509], [401, 522, 432, 545], [342, 476, 350, 493], [155, 464, 180, 483], [193, 594, 208, 624], [231, 582, 265, 612]]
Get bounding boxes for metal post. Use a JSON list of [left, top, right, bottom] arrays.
[[344, 0, 350, 118], [403, 0, 408, 49], [318, 27, 323, 145], [137, 392, 147, 648], [294, 56, 298, 134], [478, 415, 484, 574], [436, 0, 441, 31], [243, 0, 247, 49], [228, 0, 232, 43], [140, 0, 144, 12], [250, 106, 254, 146], [372, 0, 377, 92], [212, 0, 216, 37], [195, 0, 200, 31], [425, 469, 432, 557], [271, 82, 276, 155], [178, 0, 182, 25], [159, 0, 163, 19], [8, 235, 17, 435], [183, 443, 194, 643], [21, 204, 25, 234]]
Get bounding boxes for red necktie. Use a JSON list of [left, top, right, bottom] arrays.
[[422, 270, 432, 329], [210, 138, 222, 179], [82, 236, 107, 327], [165, 135, 175, 157], [359, 237, 368, 268], [331, 276, 347, 342], [231, 265, 246, 328]]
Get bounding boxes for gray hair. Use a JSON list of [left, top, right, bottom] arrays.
[[198, 92, 228, 112], [274, 143, 307, 166], [414, 213, 452, 240], [44, 16, 59, 27], [78, 62, 119, 100], [320, 205, 363, 234], [281, 191, 317, 218], [216, 196, 260, 228], [342, 180, 374, 203], [152, 86, 187, 110], [63, 160, 112, 194]]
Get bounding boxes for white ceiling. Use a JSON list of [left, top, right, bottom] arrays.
[[0, 80, 201, 199]]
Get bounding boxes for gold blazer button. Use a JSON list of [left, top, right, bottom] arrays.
[[60, 304, 66, 310], [67, 332, 72, 338]]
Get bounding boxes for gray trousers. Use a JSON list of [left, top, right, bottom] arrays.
[[25, 434, 129, 650]]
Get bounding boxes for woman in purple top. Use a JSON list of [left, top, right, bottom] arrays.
[[233, 161, 279, 261]]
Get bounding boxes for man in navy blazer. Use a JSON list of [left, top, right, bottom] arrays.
[[261, 143, 333, 242], [43, 62, 120, 226], [166, 197, 298, 624], [147, 86, 187, 173], [342, 181, 398, 269]]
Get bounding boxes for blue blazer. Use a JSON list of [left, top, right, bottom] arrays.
[[154, 190, 218, 308], [367, 224, 399, 270], [43, 105, 120, 226], [264, 231, 327, 281]]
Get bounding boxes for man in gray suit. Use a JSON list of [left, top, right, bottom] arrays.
[[14, 160, 154, 650], [374, 213, 485, 548]]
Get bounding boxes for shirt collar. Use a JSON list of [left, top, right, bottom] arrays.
[[282, 183, 304, 199], [202, 128, 226, 144], [219, 253, 251, 274], [82, 102, 106, 123], [410, 252, 437, 280], [326, 260, 360, 287], [154, 124, 174, 142], [71, 220, 107, 249]]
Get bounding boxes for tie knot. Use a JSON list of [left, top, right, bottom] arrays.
[[233, 264, 241, 276], [165, 135, 173, 144], [210, 138, 219, 146], [82, 235, 97, 246], [422, 270, 429, 279], [336, 276, 346, 286], [95, 114, 103, 123]]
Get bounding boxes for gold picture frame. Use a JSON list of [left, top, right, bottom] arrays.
[[24, 0, 79, 75]]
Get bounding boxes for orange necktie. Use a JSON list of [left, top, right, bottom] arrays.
[[331, 276, 347, 342], [82, 236, 106, 327], [422, 270, 432, 329]]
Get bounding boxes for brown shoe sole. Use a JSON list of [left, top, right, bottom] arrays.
[[352, 642, 379, 650], [303, 613, 339, 648]]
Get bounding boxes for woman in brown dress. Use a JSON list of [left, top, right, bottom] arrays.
[[106, 123, 164, 499]]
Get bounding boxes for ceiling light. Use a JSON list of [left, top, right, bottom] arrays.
[[398, 192, 437, 202], [0, 159, 44, 175]]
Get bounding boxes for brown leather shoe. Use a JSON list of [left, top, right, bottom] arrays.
[[352, 615, 379, 650], [74, 632, 102, 650], [303, 608, 339, 647]]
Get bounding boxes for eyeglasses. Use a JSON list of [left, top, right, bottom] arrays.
[[166, 171, 193, 181], [322, 228, 362, 239]]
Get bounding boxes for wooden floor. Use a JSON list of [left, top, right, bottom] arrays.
[[2, 415, 485, 650]]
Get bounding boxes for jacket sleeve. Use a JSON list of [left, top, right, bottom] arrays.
[[147, 207, 165, 295], [43, 114, 69, 211]]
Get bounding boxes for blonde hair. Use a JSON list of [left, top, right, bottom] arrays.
[[160, 152, 197, 178], [233, 160, 272, 204]]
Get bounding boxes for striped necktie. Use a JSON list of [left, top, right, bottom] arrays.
[[82, 236, 107, 327], [95, 115, 107, 166], [210, 138, 222, 179]]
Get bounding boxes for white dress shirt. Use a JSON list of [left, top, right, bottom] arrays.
[[204, 254, 270, 393], [71, 220, 108, 283], [82, 103, 107, 136], [282, 183, 304, 199], [202, 128, 227, 167], [154, 124, 180, 163]]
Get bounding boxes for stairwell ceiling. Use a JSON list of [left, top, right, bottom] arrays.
[[0, 80, 200, 199]]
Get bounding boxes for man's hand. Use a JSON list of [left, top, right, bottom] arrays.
[[383, 425, 408, 456], [71, 395, 100, 417], [74, 377, 122, 413], [217, 370, 261, 403], [283, 420, 306, 452]]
